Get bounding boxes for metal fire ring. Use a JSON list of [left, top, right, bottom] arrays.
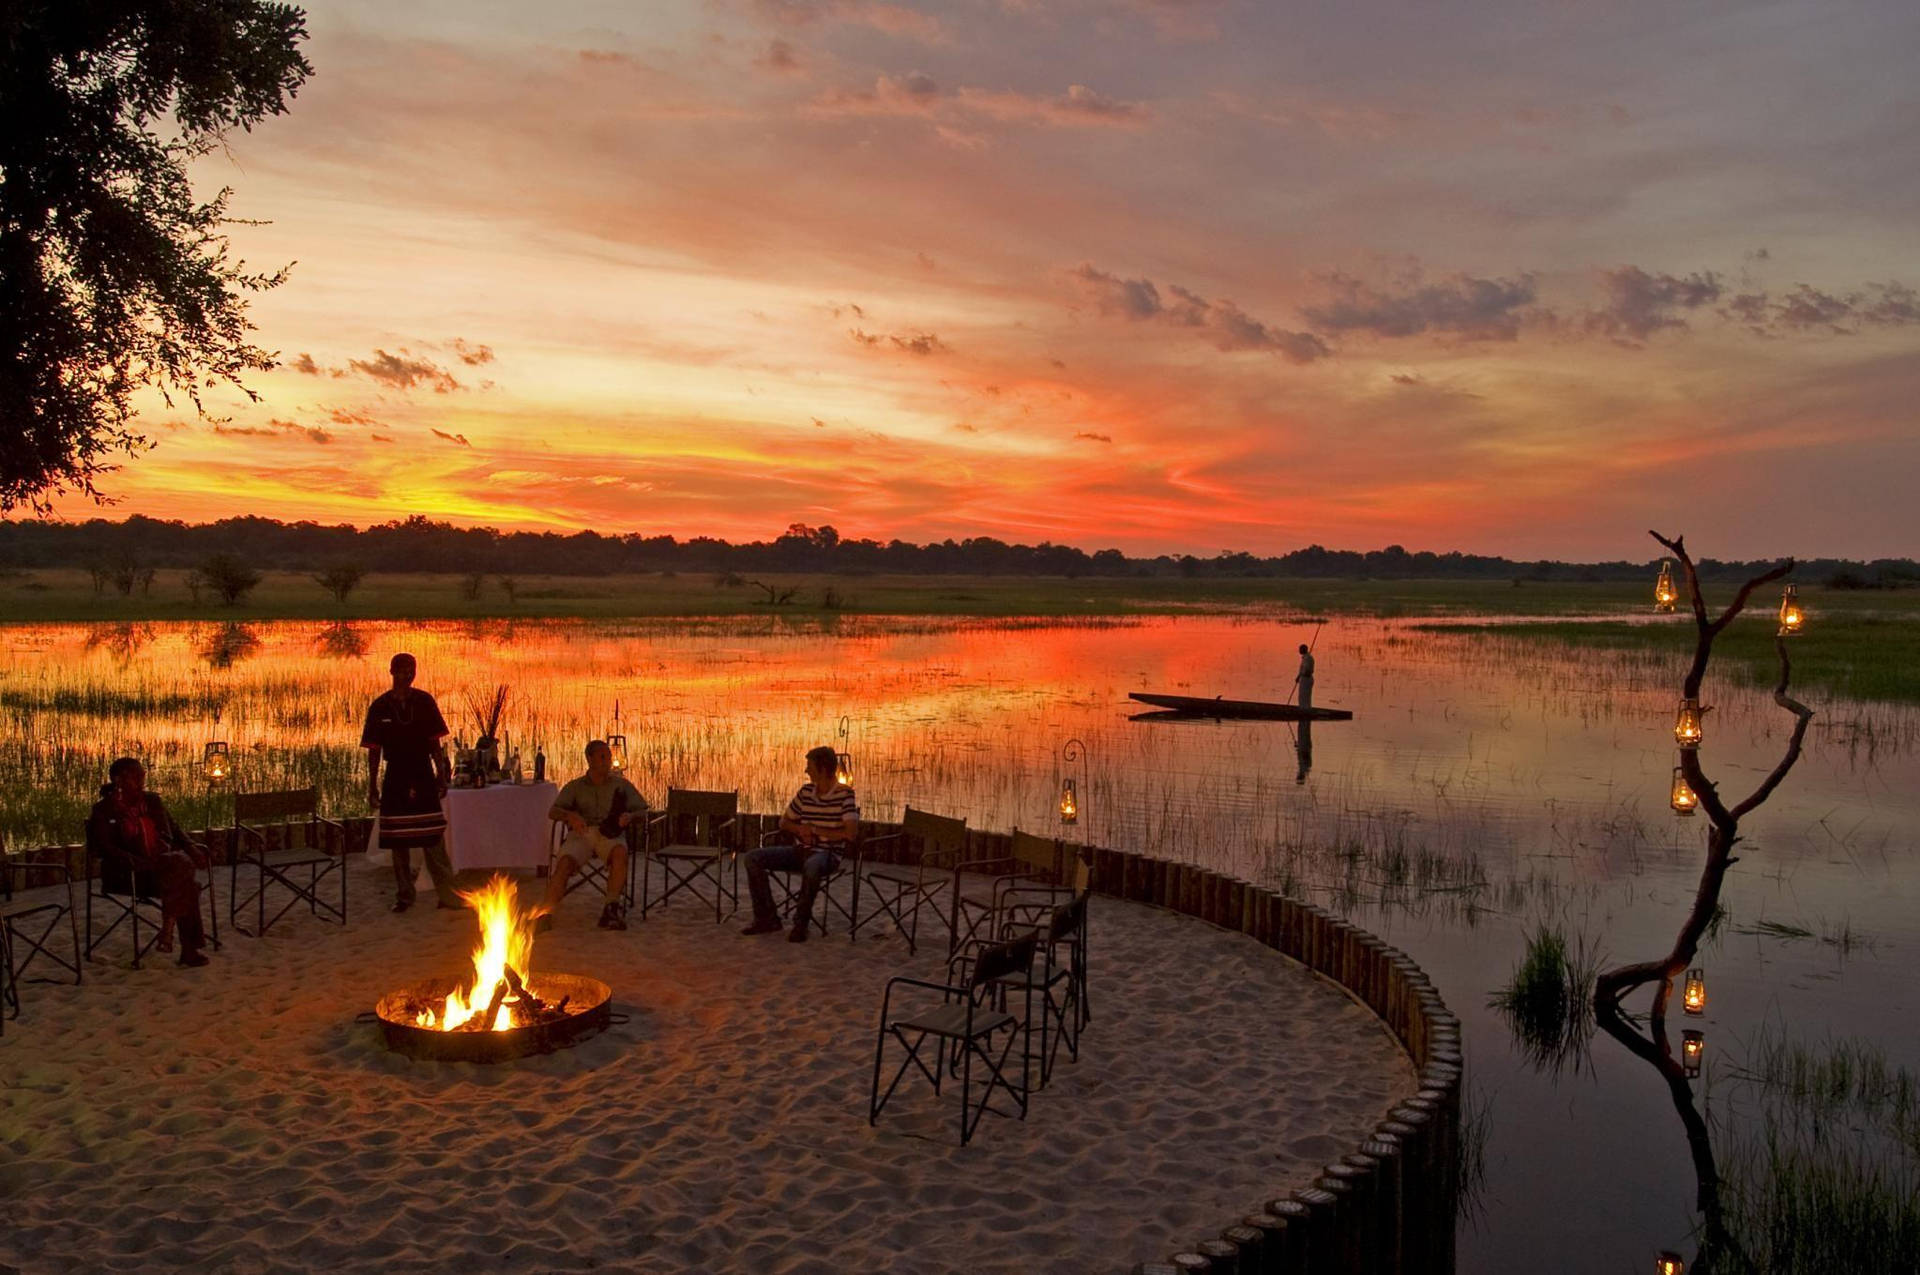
[[373, 973, 614, 1063]]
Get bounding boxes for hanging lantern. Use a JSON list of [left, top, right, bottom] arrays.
[[1673, 698, 1704, 751], [835, 751, 853, 787], [1656, 1254, 1685, 1275], [1670, 765, 1698, 816], [203, 740, 230, 783], [1681, 1029, 1705, 1078], [607, 701, 627, 772], [1059, 777, 1079, 825], [1654, 560, 1678, 613], [1777, 583, 1804, 636], [1683, 968, 1706, 1016]]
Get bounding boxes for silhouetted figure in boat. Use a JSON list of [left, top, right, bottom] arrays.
[[742, 745, 858, 943], [362, 652, 459, 912], [1294, 719, 1313, 785], [86, 758, 213, 966], [1293, 643, 1315, 712], [539, 739, 645, 931]]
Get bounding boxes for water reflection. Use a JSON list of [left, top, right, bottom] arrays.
[[1595, 995, 1755, 1274], [84, 622, 155, 664], [199, 622, 259, 668], [314, 621, 368, 660], [0, 614, 1915, 1271]]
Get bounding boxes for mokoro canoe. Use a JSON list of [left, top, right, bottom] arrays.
[[1127, 693, 1352, 722]]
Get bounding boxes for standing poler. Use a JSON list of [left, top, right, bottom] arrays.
[[1294, 642, 1316, 712]]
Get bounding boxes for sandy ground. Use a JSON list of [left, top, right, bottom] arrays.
[[1, 858, 1413, 1274]]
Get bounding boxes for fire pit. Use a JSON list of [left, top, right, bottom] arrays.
[[373, 875, 613, 1063]]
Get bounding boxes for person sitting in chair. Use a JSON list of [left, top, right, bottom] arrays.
[[539, 740, 645, 931], [742, 744, 858, 944], [85, 757, 213, 967]]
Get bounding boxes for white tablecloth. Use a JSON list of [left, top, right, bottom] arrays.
[[365, 782, 558, 872]]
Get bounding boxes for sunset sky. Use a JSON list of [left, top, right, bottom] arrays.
[[56, 0, 1920, 559]]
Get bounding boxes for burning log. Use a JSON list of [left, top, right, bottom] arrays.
[[475, 979, 510, 1032]]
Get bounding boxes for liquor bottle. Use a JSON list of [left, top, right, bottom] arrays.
[[534, 745, 546, 783], [598, 788, 628, 839]]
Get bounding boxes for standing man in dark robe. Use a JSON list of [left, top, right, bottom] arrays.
[[362, 652, 459, 912]]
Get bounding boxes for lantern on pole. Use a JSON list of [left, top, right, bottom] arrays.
[[1777, 583, 1804, 636], [1656, 1253, 1685, 1275], [607, 700, 628, 773], [1670, 764, 1698, 817], [1673, 698, 1704, 751], [835, 715, 853, 786], [204, 708, 230, 783], [1058, 737, 1087, 826], [1654, 560, 1678, 612], [1681, 1029, 1705, 1079], [1683, 968, 1706, 1016]]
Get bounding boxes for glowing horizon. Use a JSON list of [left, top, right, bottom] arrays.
[[41, 0, 1920, 561]]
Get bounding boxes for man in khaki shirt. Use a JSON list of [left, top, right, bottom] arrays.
[[539, 740, 646, 930]]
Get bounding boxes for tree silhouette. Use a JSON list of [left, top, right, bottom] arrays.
[[313, 563, 365, 604], [0, 1, 313, 511]]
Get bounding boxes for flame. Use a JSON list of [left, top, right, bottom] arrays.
[[412, 874, 538, 1032]]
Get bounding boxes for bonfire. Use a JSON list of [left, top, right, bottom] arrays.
[[372, 874, 616, 1066]]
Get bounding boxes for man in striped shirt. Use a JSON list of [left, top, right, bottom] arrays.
[[742, 744, 858, 943]]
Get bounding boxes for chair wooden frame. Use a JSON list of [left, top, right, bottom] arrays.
[[870, 931, 1037, 1145], [86, 842, 221, 970], [228, 789, 348, 937], [640, 788, 740, 921], [754, 828, 861, 938], [853, 808, 968, 957], [3, 856, 83, 1028]]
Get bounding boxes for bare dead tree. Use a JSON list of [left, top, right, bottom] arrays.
[[746, 579, 797, 606], [1593, 531, 1815, 1016]]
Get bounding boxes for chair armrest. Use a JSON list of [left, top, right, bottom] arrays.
[[1, 857, 71, 885], [957, 854, 1028, 873], [862, 830, 904, 847], [880, 974, 967, 1022]]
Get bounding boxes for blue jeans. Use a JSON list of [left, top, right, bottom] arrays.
[[745, 843, 841, 926]]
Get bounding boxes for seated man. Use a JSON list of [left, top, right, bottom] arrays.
[[85, 757, 213, 967], [540, 739, 645, 931], [742, 744, 858, 944]]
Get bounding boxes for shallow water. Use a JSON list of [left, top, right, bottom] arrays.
[[3, 613, 1915, 1268]]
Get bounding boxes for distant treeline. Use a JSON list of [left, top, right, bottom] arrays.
[[2, 516, 1915, 585]]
